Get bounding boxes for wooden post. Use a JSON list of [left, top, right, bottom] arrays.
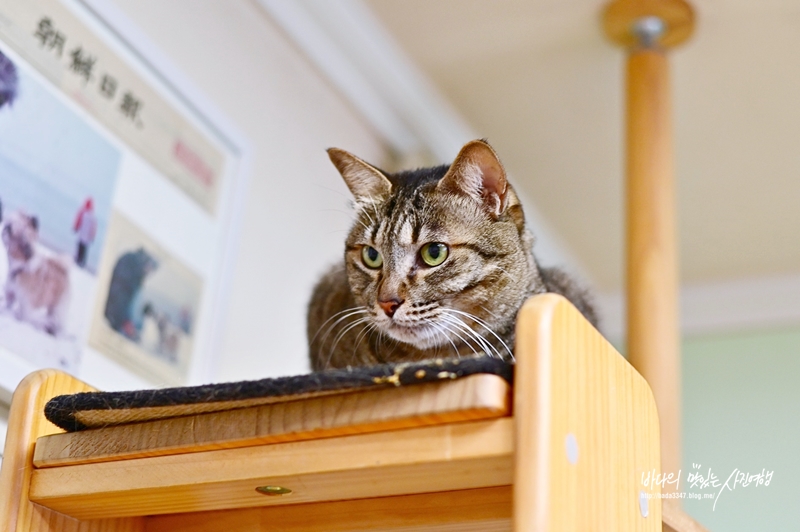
[[627, 43, 682, 485], [602, 0, 695, 490]]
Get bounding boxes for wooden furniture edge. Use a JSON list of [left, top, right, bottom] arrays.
[[34, 373, 510, 468], [30, 417, 514, 520], [141, 487, 708, 532], [663, 499, 711, 532], [0, 369, 144, 531], [143, 486, 513, 532], [513, 293, 663, 531]]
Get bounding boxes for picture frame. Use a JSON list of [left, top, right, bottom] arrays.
[[0, 0, 251, 395]]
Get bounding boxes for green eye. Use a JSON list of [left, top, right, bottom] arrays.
[[361, 246, 383, 268], [420, 242, 449, 267]]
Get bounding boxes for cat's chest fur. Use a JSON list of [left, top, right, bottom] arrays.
[[307, 140, 596, 371]]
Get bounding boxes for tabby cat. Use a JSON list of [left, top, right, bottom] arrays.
[[308, 139, 596, 371]]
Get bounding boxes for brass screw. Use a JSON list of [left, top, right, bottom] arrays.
[[255, 485, 292, 496]]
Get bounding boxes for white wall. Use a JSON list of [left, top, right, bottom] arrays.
[[107, 0, 386, 381]]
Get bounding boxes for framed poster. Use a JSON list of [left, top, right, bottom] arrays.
[[0, 0, 249, 393]]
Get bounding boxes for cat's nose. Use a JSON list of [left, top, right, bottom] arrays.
[[378, 298, 404, 318]]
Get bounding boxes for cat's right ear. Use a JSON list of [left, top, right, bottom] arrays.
[[327, 148, 392, 203]]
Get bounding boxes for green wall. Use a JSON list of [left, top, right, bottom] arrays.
[[682, 327, 800, 530]]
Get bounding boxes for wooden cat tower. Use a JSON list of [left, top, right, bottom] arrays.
[[0, 0, 706, 530]]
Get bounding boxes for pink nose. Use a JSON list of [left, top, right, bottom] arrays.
[[378, 298, 403, 318]]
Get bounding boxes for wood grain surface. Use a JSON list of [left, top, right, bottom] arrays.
[[0, 370, 144, 532], [625, 48, 683, 487], [34, 373, 510, 467], [30, 417, 513, 520], [145, 486, 512, 532], [662, 500, 711, 532], [513, 294, 663, 531]]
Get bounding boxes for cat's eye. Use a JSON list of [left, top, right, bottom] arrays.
[[420, 242, 449, 267], [361, 245, 383, 269]]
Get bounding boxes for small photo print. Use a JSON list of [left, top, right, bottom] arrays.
[[89, 212, 203, 385], [0, 48, 121, 371]]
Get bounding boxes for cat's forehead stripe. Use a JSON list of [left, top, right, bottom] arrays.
[[370, 215, 381, 242], [396, 218, 414, 245], [383, 194, 398, 220], [410, 217, 421, 244]]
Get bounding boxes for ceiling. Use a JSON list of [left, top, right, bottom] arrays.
[[363, 0, 800, 293]]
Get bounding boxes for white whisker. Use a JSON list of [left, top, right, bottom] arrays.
[[359, 208, 375, 227], [439, 313, 501, 359], [436, 315, 482, 358], [313, 307, 369, 350], [325, 317, 371, 369], [443, 309, 514, 361], [424, 318, 461, 359], [353, 321, 377, 354], [478, 305, 501, 321], [365, 194, 381, 227]]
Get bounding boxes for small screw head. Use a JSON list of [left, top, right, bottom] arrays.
[[256, 485, 292, 496], [632, 16, 666, 48], [639, 490, 649, 517], [565, 433, 579, 465]]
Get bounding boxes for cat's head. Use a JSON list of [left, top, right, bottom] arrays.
[[330, 139, 537, 351]]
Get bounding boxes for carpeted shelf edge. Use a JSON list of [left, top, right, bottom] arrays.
[[45, 356, 513, 432]]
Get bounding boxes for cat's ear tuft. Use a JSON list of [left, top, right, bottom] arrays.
[[327, 148, 392, 203], [437, 139, 509, 217]]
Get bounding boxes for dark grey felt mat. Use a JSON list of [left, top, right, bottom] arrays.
[[45, 356, 513, 432]]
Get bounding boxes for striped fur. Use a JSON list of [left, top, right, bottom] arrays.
[[308, 140, 596, 370]]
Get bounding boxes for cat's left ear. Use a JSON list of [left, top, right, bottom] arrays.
[[327, 148, 392, 203], [437, 139, 509, 217]]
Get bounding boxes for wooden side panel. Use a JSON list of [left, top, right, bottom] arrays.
[[35, 373, 510, 467], [30, 417, 513, 520], [144, 487, 512, 532], [662, 500, 710, 532], [0, 370, 144, 532], [513, 294, 662, 531]]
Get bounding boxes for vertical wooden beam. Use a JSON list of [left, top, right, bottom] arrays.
[[626, 44, 682, 484], [602, 0, 695, 492]]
